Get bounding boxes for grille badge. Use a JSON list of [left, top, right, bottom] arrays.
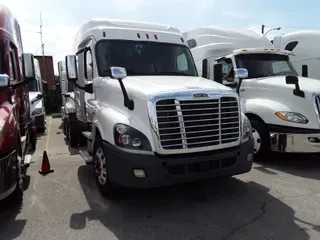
[[192, 93, 209, 98]]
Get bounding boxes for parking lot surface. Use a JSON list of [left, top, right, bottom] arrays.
[[0, 116, 319, 240]]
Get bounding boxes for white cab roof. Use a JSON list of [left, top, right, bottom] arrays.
[[73, 18, 186, 53], [184, 26, 277, 60]]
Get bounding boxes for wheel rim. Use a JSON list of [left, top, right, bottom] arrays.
[[252, 128, 261, 154], [93, 147, 107, 185]]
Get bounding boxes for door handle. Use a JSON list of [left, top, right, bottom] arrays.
[[240, 89, 245, 92]]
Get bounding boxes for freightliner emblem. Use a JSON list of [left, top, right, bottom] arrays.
[[193, 93, 209, 98]]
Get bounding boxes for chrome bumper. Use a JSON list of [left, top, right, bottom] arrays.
[[270, 132, 320, 153]]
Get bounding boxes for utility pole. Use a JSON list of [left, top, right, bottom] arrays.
[[261, 24, 265, 34], [40, 13, 47, 86]]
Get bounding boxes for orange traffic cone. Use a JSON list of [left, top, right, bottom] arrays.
[[39, 151, 54, 175]]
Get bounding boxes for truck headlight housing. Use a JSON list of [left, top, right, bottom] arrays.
[[66, 108, 76, 114], [0, 120, 5, 146], [32, 108, 43, 116], [114, 124, 152, 151], [275, 111, 308, 124], [242, 115, 252, 142]]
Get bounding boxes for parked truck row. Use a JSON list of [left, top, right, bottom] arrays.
[[58, 20, 320, 199], [0, 4, 40, 204]]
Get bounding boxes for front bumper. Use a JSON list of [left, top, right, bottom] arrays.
[[0, 151, 19, 200], [269, 124, 320, 153], [103, 139, 254, 189]]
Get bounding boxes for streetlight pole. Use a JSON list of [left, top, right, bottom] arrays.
[[40, 13, 47, 87], [261, 25, 281, 37]]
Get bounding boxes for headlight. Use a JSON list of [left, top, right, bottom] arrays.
[[32, 108, 43, 116], [242, 115, 252, 142], [114, 123, 152, 151], [0, 121, 4, 146], [66, 108, 76, 114], [275, 111, 308, 124]]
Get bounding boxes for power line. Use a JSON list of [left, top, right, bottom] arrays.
[[265, 25, 320, 29]]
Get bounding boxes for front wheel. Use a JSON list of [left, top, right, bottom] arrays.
[[250, 118, 270, 162], [68, 123, 79, 147], [8, 152, 23, 206], [93, 136, 115, 198]]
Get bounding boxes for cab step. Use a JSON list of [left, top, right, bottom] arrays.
[[79, 150, 93, 164], [21, 136, 27, 144], [23, 154, 32, 168], [82, 131, 92, 140]]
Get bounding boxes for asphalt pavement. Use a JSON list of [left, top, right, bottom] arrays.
[[0, 116, 319, 240]]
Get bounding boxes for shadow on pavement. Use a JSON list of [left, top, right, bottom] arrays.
[[70, 165, 309, 240], [0, 200, 27, 239], [256, 153, 320, 180]]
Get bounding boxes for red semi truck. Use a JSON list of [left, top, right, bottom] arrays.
[[0, 4, 37, 204]]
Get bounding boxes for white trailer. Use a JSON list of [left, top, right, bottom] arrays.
[[184, 26, 320, 161], [65, 19, 254, 198], [58, 60, 85, 146], [273, 30, 320, 79]]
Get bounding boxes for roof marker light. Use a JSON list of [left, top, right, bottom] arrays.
[[103, 31, 106, 37], [242, 49, 247, 52], [270, 48, 274, 50], [181, 37, 184, 43], [264, 48, 268, 51], [154, 34, 158, 40], [146, 34, 149, 39], [137, 33, 141, 38]]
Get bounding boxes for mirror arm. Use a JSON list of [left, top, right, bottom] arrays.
[[236, 78, 243, 94], [117, 78, 134, 110]]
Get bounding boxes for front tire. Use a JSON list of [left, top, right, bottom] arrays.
[[68, 123, 79, 147], [93, 136, 115, 198], [8, 151, 23, 206], [250, 118, 270, 162]]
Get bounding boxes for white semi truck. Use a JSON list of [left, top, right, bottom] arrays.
[[65, 19, 254, 197], [273, 30, 320, 80], [58, 60, 86, 147], [184, 26, 320, 161], [28, 58, 45, 132]]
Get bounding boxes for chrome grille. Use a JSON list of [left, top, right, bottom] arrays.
[[156, 96, 240, 150]]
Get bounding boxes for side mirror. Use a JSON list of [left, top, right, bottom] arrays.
[[202, 59, 208, 79], [213, 63, 223, 84], [285, 75, 305, 98], [302, 65, 308, 77], [110, 67, 127, 79], [37, 93, 43, 99], [0, 74, 10, 88], [22, 53, 35, 81], [61, 93, 70, 97], [65, 55, 78, 81], [84, 83, 93, 94], [234, 68, 248, 79], [286, 75, 298, 85]]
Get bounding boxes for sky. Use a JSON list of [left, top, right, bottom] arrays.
[[2, 0, 319, 75]]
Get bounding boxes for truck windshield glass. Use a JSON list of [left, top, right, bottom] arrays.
[[235, 53, 298, 78], [96, 40, 198, 77], [28, 79, 39, 91]]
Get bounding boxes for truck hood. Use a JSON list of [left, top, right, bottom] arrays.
[[115, 76, 233, 99], [29, 92, 41, 102], [256, 76, 320, 92]]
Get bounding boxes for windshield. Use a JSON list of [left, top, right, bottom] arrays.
[[235, 53, 298, 79], [96, 40, 198, 77], [28, 79, 39, 91]]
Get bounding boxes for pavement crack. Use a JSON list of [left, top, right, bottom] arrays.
[[220, 200, 271, 240]]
